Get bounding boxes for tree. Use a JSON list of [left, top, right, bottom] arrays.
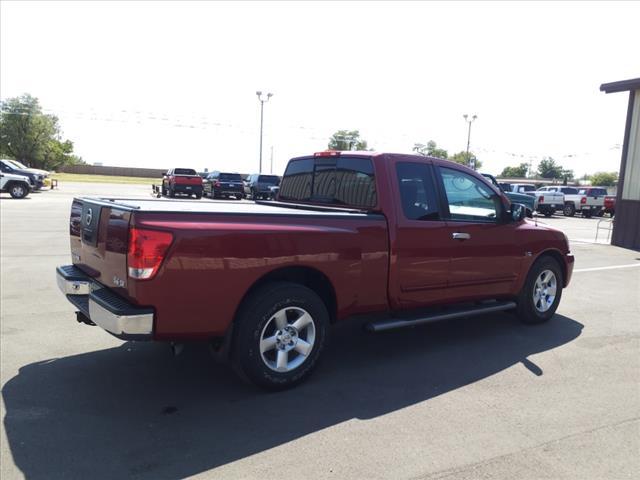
[[500, 163, 529, 178], [413, 140, 448, 159], [536, 157, 564, 179], [450, 151, 483, 170], [0, 93, 84, 170], [590, 171, 618, 186], [328, 130, 370, 151]]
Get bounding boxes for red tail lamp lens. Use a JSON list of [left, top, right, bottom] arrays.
[[127, 228, 173, 280]]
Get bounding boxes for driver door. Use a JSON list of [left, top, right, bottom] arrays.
[[436, 166, 522, 300]]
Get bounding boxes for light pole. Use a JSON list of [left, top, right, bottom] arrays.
[[256, 91, 273, 173], [463, 114, 477, 168]]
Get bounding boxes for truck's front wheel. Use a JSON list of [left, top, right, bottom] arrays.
[[516, 256, 563, 324], [8, 182, 29, 199], [232, 282, 329, 390]]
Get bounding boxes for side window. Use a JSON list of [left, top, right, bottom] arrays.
[[395, 162, 440, 221], [439, 167, 500, 222], [335, 157, 377, 207], [279, 158, 313, 201]]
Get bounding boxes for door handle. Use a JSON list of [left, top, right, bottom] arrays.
[[452, 232, 471, 240]]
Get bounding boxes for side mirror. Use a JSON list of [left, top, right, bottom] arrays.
[[511, 203, 526, 222]]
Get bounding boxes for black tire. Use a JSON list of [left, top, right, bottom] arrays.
[[8, 182, 29, 199], [251, 188, 256, 200], [543, 209, 553, 217], [169, 187, 175, 198], [516, 256, 563, 324], [610, 210, 615, 217], [232, 282, 329, 390], [563, 203, 575, 217], [161, 185, 167, 196], [596, 210, 605, 217], [195, 193, 202, 199], [582, 210, 592, 218]]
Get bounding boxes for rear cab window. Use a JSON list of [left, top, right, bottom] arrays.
[[174, 168, 197, 175], [219, 173, 242, 181], [279, 156, 377, 208], [257, 175, 280, 185]]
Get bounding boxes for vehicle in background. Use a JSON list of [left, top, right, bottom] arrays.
[[537, 186, 604, 218], [481, 174, 535, 216], [603, 195, 616, 217], [533, 189, 564, 217], [0, 159, 45, 190], [56, 151, 573, 390], [244, 174, 280, 200], [502, 183, 537, 195], [0, 171, 31, 198], [161, 168, 203, 198], [203, 171, 245, 199], [4, 159, 50, 177]]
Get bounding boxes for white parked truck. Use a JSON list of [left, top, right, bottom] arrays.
[[537, 186, 605, 217], [533, 189, 564, 217]]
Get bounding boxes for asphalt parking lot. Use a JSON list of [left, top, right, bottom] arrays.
[[1, 183, 639, 480]]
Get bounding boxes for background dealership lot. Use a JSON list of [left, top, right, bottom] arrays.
[[1, 184, 638, 479]]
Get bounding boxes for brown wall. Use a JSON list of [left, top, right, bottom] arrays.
[[59, 165, 166, 178], [611, 89, 640, 250]]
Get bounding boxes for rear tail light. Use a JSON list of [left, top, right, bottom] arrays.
[[214, 181, 221, 187], [127, 228, 173, 280], [539, 196, 544, 203], [314, 150, 341, 157], [580, 197, 587, 204]]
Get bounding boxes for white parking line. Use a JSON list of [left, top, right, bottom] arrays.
[[574, 264, 640, 273]]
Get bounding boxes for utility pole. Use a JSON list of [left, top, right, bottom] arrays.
[[270, 146, 274, 174], [256, 91, 273, 173], [463, 114, 477, 168]]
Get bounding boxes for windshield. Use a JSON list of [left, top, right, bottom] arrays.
[[517, 185, 535, 193], [8, 160, 29, 169], [174, 168, 197, 175], [257, 175, 279, 184], [219, 173, 242, 181]]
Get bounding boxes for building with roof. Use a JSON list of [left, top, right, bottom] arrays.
[[600, 77, 640, 250]]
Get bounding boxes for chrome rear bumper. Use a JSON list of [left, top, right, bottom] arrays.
[[56, 265, 153, 340]]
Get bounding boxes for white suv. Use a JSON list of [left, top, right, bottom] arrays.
[[0, 172, 31, 198]]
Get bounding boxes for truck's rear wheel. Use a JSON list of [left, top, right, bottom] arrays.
[[563, 203, 575, 217], [232, 282, 329, 390], [516, 256, 563, 324]]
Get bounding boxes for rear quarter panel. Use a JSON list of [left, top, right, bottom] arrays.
[[129, 212, 389, 339]]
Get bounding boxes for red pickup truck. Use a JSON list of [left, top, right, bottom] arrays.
[[56, 152, 574, 389], [161, 168, 203, 198]]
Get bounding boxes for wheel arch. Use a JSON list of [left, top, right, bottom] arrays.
[[533, 249, 568, 287], [234, 266, 338, 325]]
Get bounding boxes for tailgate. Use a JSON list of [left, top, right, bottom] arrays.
[[174, 175, 202, 185], [70, 199, 131, 297]]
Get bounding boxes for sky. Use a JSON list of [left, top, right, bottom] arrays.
[[1, 1, 638, 176]]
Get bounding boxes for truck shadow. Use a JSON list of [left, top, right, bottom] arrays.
[[2, 313, 582, 479]]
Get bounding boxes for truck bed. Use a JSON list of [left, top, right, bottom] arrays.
[[69, 196, 390, 340], [79, 197, 376, 217]]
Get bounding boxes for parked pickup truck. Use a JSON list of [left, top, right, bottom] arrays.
[[481, 174, 536, 216], [603, 195, 615, 217], [161, 168, 203, 198], [533, 190, 565, 217], [537, 186, 604, 217], [56, 152, 574, 389]]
